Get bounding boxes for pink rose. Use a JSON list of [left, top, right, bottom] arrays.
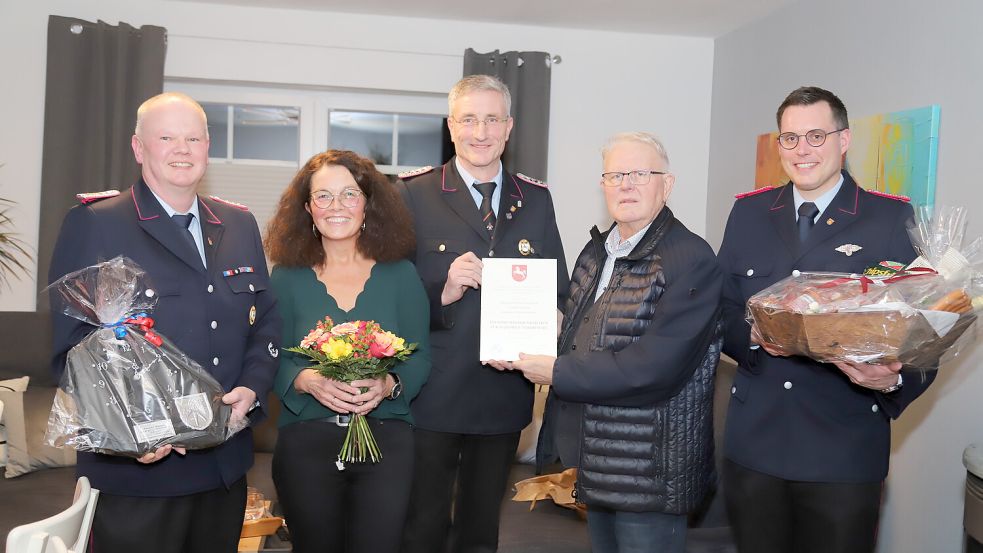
[[331, 322, 359, 336], [369, 331, 398, 358]]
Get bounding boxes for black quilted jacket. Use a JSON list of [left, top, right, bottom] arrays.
[[537, 207, 723, 514]]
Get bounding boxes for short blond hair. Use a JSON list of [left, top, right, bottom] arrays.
[[601, 132, 670, 168], [448, 75, 512, 116], [134, 92, 209, 137]]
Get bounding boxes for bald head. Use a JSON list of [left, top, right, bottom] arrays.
[[134, 92, 209, 138]]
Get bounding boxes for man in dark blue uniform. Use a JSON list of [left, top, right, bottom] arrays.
[[397, 74, 568, 553], [49, 92, 281, 553], [718, 86, 935, 553]]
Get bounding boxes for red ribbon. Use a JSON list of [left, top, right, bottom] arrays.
[[123, 315, 163, 347]]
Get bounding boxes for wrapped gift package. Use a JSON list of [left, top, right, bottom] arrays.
[[44, 256, 243, 458], [748, 270, 978, 365]]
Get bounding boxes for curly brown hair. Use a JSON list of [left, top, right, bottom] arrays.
[[265, 150, 416, 267]]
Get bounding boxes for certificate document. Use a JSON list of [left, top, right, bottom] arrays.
[[479, 258, 557, 361]]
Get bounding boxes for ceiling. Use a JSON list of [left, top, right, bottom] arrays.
[[177, 0, 795, 37]]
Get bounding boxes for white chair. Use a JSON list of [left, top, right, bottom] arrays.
[[5, 477, 100, 553]]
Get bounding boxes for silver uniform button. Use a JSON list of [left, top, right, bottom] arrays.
[[792, 270, 801, 277], [489, 250, 495, 257], [207, 284, 214, 293], [783, 381, 793, 390], [746, 269, 754, 277], [212, 357, 219, 366], [211, 321, 218, 329], [145, 289, 155, 298], [871, 404, 879, 413], [731, 386, 737, 395], [248, 283, 255, 292], [438, 244, 446, 252]]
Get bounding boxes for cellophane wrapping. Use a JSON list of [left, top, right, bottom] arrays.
[[747, 206, 981, 366], [44, 256, 246, 458]]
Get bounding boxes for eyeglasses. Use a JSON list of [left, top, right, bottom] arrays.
[[777, 128, 846, 150], [600, 170, 667, 187], [310, 188, 362, 209], [450, 116, 509, 129]]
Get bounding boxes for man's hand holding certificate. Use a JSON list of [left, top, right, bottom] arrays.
[[479, 258, 558, 361]]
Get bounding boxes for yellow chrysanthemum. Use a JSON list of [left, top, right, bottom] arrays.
[[322, 338, 353, 360]]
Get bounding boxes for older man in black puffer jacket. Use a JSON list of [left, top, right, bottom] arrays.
[[511, 132, 723, 553]]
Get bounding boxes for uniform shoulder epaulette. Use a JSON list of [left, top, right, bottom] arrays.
[[516, 173, 547, 188], [865, 189, 910, 202], [397, 166, 434, 180], [734, 186, 775, 199], [209, 195, 249, 211], [76, 189, 120, 204]]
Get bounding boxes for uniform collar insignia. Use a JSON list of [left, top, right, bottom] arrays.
[[835, 244, 863, 256]]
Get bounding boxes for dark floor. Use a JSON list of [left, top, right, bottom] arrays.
[[2, 462, 735, 553]]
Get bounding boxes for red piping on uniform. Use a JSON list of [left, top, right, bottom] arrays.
[[509, 174, 524, 200], [838, 185, 859, 215], [769, 186, 787, 211], [200, 200, 223, 224], [441, 165, 457, 192], [131, 188, 159, 221]]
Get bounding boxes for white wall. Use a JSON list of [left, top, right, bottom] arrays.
[[707, 1, 983, 551], [0, 0, 714, 311]]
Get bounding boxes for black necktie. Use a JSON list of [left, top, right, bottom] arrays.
[[171, 213, 200, 259], [473, 182, 497, 237], [797, 202, 819, 243]]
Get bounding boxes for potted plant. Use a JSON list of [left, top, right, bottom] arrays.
[[0, 167, 33, 287]]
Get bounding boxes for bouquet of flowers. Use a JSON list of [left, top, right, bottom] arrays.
[[285, 317, 416, 464]]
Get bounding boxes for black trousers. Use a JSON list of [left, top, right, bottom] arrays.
[[723, 459, 883, 553], [272, 418, 414, 553], [401, 429, 521, 553], [91, 476, 246, 553]]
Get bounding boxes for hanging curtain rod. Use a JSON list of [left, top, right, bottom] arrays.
[[169, 33, 562, 65]]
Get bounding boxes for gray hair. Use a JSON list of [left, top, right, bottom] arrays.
[[448, 75, 512, 116], [601, 132, 670, 168], [134, 92, 209, 137]]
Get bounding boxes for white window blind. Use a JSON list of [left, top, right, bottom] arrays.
[[198, 163, 298, 240]]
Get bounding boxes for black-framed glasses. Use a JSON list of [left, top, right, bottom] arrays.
[[450, 116, 510, 129], [600, 170, 667, 187], [777, 128, 846, 150], [310, 188, 363, 209]]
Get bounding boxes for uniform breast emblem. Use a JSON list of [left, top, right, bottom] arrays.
[[835, 244, 863, 256], [249, 305, 257, 325], [518, 239, 532, 256]]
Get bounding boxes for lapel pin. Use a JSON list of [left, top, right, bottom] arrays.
[[506, 213, 512, 220], [207, 237, 213, 246], [510, 206, 517, 213], [826, 218, 835, 226], [517, 200, 522, 208], [835, 244, 863, 256]]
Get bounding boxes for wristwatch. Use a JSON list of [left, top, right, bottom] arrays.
[[879, 373, 903, 394], [388, 373, 402, 400]]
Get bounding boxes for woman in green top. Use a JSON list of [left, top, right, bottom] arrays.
[[264, 150, 431, 553]]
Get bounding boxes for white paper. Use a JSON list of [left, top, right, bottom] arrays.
[[133, 419, 176, 443], [480, 258, 558, 361]]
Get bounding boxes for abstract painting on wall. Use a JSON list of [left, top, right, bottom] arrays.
[[754, 105, 941, 208]]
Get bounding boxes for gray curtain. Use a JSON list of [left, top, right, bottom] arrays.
[[463, 49, 552, 181], [0, 16, 166, 382]]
